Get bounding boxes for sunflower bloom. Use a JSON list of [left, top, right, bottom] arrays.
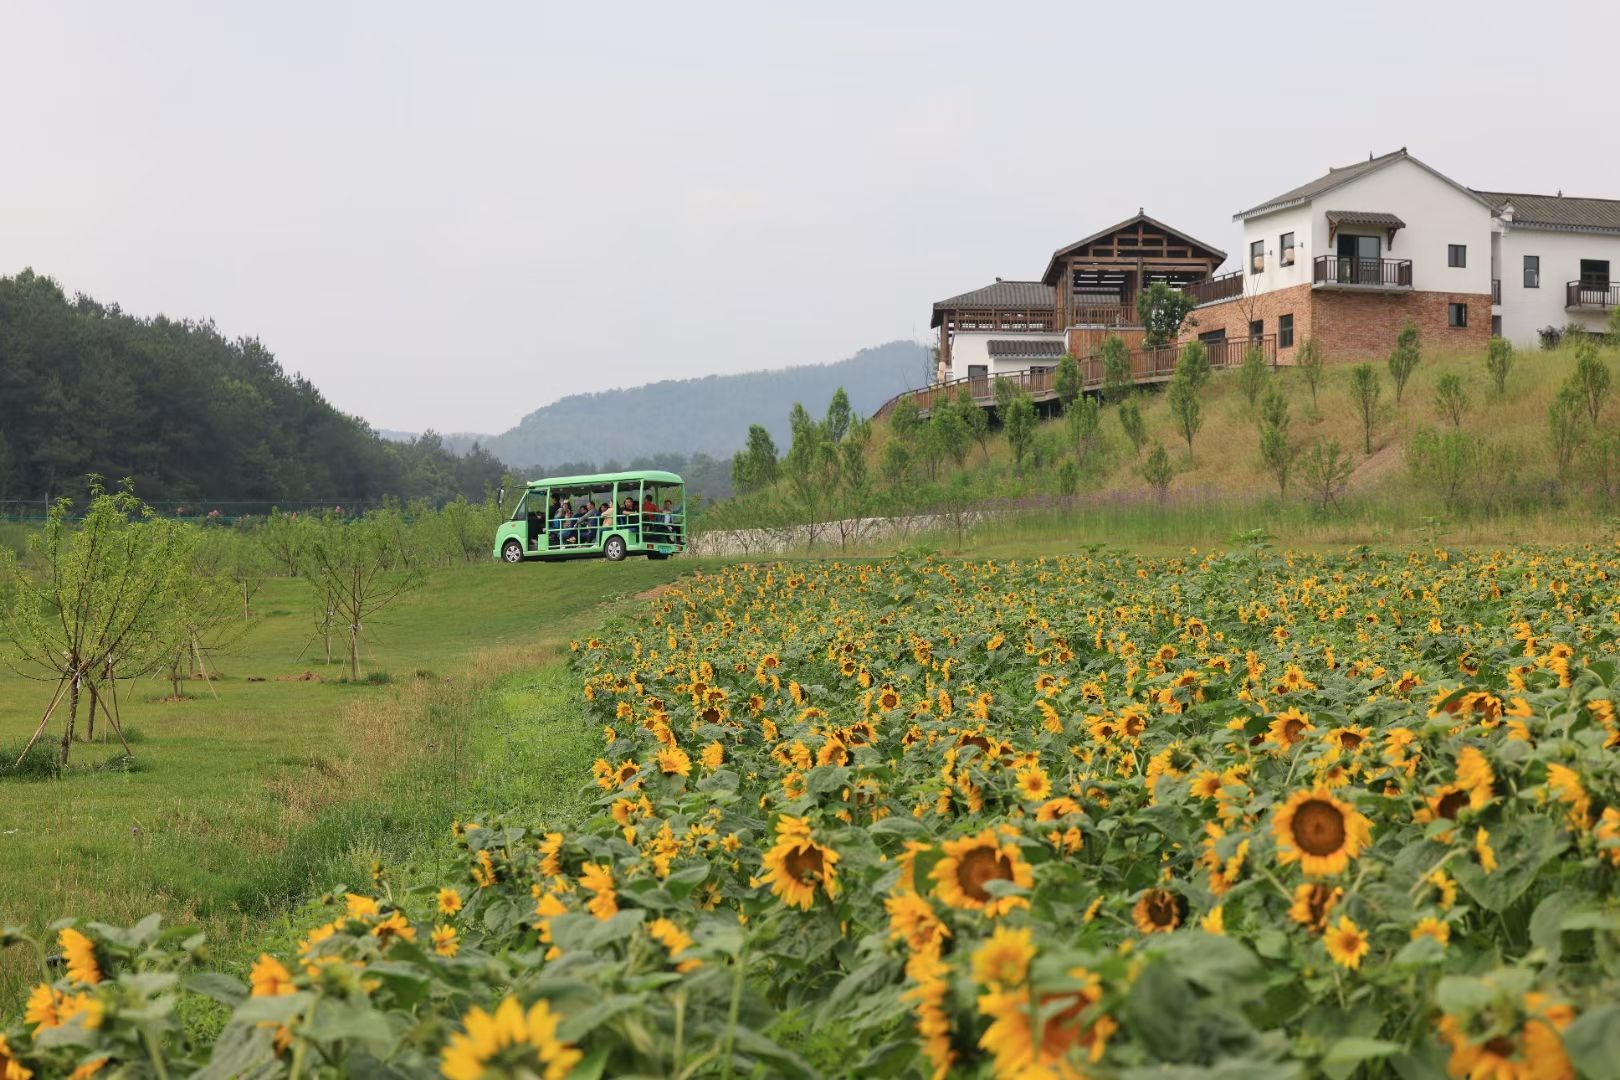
[[440, 996, 582, 1080], [931, 828, 1034, 917], [1131, 889, 1183, 934], [1324, 916, 1369, 970], [58, 928, 101, 987], [1411, 917, 1450, 945], [648, 918, 702, 973], [1436, 992, 1574, 1080], [437, 888, 463, 916], [970, 925, 1035, 989], [1288, 882, 1343, 934], [1272, 786, 1373, 876], [760, 816, 840, 910], [432, 924, 460, 957], [250, 954, 296, 997], [0, 1034, 31, 1080], [1474, 828, 1498, 874], [579, 863, 619, 920]]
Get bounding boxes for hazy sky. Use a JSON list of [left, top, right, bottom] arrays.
[[5, 1, 1617, 434]]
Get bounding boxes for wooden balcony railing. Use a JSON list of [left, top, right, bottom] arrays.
[[1312, 255, 1413, 289], [872, 336, 1278, 420], [1492, 278, 1501, 304], [1182, 271, 1244, 307], [1566, 280, 1620, 309]]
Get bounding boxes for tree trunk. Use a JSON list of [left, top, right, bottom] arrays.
[[348, 624, 361, 682], [86, 683, 98, 742], [61, 675, 80, 764]]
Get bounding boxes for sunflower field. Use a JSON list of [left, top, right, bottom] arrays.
[[6, 545, 1620, 1078]]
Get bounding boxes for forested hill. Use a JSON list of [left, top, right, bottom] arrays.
[[467, 340, 930, 468], [0, 270, 505, 508]]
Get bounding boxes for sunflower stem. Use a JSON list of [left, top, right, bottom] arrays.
[[720, 946, 747, 1080], [673, 987, 686, 1073], [142, 1025, 171, 1080]]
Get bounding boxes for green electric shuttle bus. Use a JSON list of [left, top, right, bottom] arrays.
[[493, 470, 685, 564]]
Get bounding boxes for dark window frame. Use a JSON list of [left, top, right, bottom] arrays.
[[1279, 232, 1295, 267], [1249, 240, 1265, 275], [1448, 244, 1466, 268], [1523, 255, 1539, 289], [1580, 259, 1611, 289], [1491, 314, 1502, 336], [1249, 319, 1264, 341], [1278, 313, 1294, 348], [1448, 302, 1468, 328]]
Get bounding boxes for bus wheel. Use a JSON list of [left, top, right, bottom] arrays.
[[502, 540, 524, 564], [604, 536, 627, 562]]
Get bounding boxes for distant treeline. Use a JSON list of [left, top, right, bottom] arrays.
[[519, 451, 733, 504], [0, 270, 505, 507]]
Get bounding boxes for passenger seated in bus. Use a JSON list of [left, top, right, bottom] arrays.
[[550, 501, 569, 546], [662, 499, 678, 541], [578, 502, 598, 546], [620, 496, 640, 541]]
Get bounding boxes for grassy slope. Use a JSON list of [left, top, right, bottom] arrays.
[[0, 556, 689, 1007], [726, 341, 1611, 551]]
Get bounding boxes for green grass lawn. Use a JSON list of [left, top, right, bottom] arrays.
[[0, 555, 689, 1008]]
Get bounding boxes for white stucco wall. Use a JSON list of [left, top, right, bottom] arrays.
[[1496, 226, 1620, 346], [945, 332, 1065, 380], [1238, 204, 1314, 294], [1241, 157, 1493, 298]]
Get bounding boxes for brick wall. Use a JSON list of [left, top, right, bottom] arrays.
[[1068, 326, 1147, 356], [1309, 290, 1491, 359], [1177, 285, 1491, 364], [1177, 283, 1314, 364]]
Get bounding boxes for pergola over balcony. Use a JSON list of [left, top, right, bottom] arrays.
[[1041, 212, 1227, 329]]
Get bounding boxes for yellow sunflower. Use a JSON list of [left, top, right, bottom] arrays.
[[1410, 917, 1450, 945], [931, 828, 1034, 917], [250, 954, 296, 997], [1323, 916, 1369, 970], [579, 863, 619, 920], [1272, 786, 1373, 876], [440, 996, 582, 1080], [1436, 992, 1574, 1080], [1130, 888, 1184, 934], [1015, 765, 1053, 802], [0, 1034, 30, 1080], [432, 924, 460, 957], [1288, 882, 1343, 933], [58, 928, 101, 987], [437, 888, 463, 916], [760, 816, 840, 910], [1267, 707, 1313, 751]]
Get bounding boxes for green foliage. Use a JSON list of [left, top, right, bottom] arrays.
[[878, 439, 911, 488], [1054, 353, 1082, 407], [1300, 438, 1353, 512], [1387, 319, 1421, 403], [1485, 336, 1515, 396], [0, 271, 504, 507], [1257, 387, 1295, 496], [1296, 338, 1325, 407], [1349, 364, 1382, 454], [0, 479, 198, 764], [1177, 340, 1212, 392], [1118, 398, 1146, 455], [1572, 339, 1612, 424], [1407, 425, 1487, 508], [1100, 334, 1134, 404], [957, 386, 992, 461], [823, 386, 853, 444], [1057, 459, 1080, 496], [1610, 305, 1620, 346], [1167, 351, 1204, 457], [730, 423, 780, 494], [1548, 383, 1587, 472], [1432, 373, 1472, 428], [1583, 430, 1620, 503], [300, 512, 428, 681], [1140, 441, 1174, 499], [1065, 395, 1101, 461], [931, 394, 971, 469], [886, 392, 922, 442], [1002, 389, 1037, 473], [1136, 281, 1198, 348], [1237, 345, 1269, 406]]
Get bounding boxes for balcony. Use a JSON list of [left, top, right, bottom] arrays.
[[1182, 271, 1244, 307], [1566, 280, 1620, 309], [1312, 255, 1413, 290]]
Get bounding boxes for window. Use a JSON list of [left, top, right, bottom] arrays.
[[967, 364, 988, 382], [1249, 240, 1264, 275], [1198, 329, 1227, 345], [1491, 315, 1502, 336], [1580, 259, 1611, 288], [1249, 319, 1264, 340], [1280, 232, 1295, 267], [1523, 255, 1540, 289], [1278, 314, 1294, 348], [1448, 303, 1468, 328], [1448, 244, 1467, 268]]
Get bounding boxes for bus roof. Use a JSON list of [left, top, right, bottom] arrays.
[[525, 469, 683, 489]]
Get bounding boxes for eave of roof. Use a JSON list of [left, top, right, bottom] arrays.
[[1040, 212, 1227, 285], [1235, 149, 1494, 221], [929, 280, 1055, 327], [1474, 190, 1620, 235]]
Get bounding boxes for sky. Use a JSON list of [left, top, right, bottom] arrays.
[[4, 1, 1618, 434]]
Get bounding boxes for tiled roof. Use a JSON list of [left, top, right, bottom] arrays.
[[1474, 190, 1620, 235], [930, 281, 1054, 327], [986, 339, 1065, 359], [1235, 149, 1490, 220], [1325, 210, 1407, 229]]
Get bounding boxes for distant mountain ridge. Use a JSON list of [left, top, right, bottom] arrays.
[[416, 341, 930, 469]]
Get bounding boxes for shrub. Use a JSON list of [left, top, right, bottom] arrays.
[[1053, 353, 1081, 408], [1537, 325, 1564, 350], [1387, 319, 1420, 403], [1140, 442, 1174, 500], [1484, 336, 1514, 396], [1432, 373, 1471, 428], [1237, 345, 1269, 406], [1549, 383, 1587, 472], [1065, 395, 1101, 461], [1136, 282, 1197, 348], [1407, 425, 1486, 509], [1100, 335, 1133, 404], [1117, 399, 1146, 455], [1300, 438, 1354, 512], [1257, 387, 1295, 496], [1349, 364, 1382, 454], [1057, 459, 1079, 496], [1296, 337, 1325, 408], [1572, 339, 1612, 424]]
